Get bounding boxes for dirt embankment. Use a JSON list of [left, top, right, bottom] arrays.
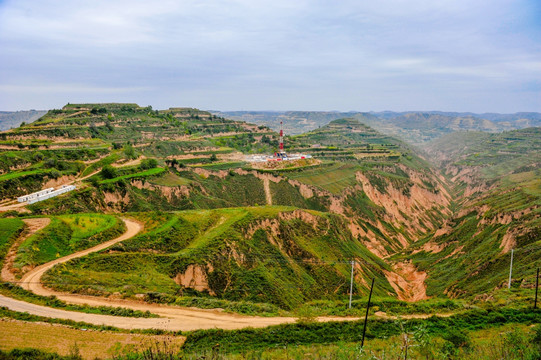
[[42, 175, 76, 188], [131, 180, 190, 202], [384, 261, 429, 302], [355, 170, 450, 239]]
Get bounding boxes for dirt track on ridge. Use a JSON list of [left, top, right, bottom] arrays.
[[1, 218, 360, 331]]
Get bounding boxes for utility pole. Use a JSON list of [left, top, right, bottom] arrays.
[[535, 267, 539, 309], [349, 260, 355, 309], [361, 278, 375, 349], [508, 249, 514, 289]]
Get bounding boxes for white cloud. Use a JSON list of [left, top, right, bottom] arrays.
[[0, 0, 539, 112]]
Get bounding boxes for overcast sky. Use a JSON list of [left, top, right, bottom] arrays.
[[0, 0, 540, 112]]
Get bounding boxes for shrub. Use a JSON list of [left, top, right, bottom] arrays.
[[442, 328, 471, 350], [295, 304, 317, 324], [140, 158, 158, 170], [123, 144, 137, 160], [100, 165, 117, 179]]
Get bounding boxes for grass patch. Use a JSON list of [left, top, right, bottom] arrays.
[[14, 214, 125, 272], [148, 172, 192, 186], [0, 169, 48, 182], [182, 308, 541, 353], [287, 162, 359, 194], [81, 152, 121, 177], [0, 218, 25, 268], [100, 167, 165, 184], [194, 161, 246, 170]]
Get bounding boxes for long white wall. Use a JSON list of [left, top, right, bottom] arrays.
[[25, 185, 76, 204], [17, 188, 55, 202]]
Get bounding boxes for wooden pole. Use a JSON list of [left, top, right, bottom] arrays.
[[535, 267, 539, 309], [508, 249, 514, 289], [361, 278, 375, 349], [349, 260, 355, 309]]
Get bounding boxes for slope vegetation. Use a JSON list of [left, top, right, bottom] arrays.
[[2, 103, 539, 315], [407, 128, 541, 299]]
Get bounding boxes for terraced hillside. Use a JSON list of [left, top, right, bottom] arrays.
[[0, 103, 455, 309], [0, 104, 274, 201], [1, 103, 539, 319]]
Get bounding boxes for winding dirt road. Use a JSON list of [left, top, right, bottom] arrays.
[[1, 218, 51, 282], [19, 219, 142, 296], [1, 218, 359, 331]]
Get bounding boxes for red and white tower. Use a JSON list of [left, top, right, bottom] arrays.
[[279, 120, 284, 151]]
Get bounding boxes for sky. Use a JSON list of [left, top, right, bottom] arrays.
[[0, 0, 540, 112]]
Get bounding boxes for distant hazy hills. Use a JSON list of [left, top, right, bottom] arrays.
[[211, 110, 541, 145], [0, 110, 47, 131], [5, 108, 539, 145]]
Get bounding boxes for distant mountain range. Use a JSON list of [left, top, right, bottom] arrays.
[[4, 108, 539, 145], [211, 110, 541, 145], [0, 110, 47, 131]]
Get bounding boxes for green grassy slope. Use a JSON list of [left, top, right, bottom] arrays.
[[0, 218, 25, 268], [0, 111, 453, 309], [4, 102, 539, 308], [408, 128, 541, 299], [43, 208, 394, 310], [14, 214, 125, 275]]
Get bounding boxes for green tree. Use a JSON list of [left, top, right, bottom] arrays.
[[100, 165, 117, 179], [140, 158, 158, 170], [123, 144, 137, 160]]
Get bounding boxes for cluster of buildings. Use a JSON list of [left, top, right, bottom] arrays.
[[245, 153, 312, 163], [17, 185, 76, 204], [245, 121, 311, 163]]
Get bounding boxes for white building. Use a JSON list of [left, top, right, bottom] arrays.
[[21, 185, 76, 204]]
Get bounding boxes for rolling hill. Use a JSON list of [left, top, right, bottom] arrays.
[[0, 103, 539, 314]]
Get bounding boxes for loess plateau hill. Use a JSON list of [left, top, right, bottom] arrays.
[[0, 103, 540, 315]]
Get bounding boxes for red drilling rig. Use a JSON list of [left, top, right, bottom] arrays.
[[273, 120, 287, 160]]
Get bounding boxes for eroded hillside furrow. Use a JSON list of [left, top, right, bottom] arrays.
[[411, 128, 541, 299]]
